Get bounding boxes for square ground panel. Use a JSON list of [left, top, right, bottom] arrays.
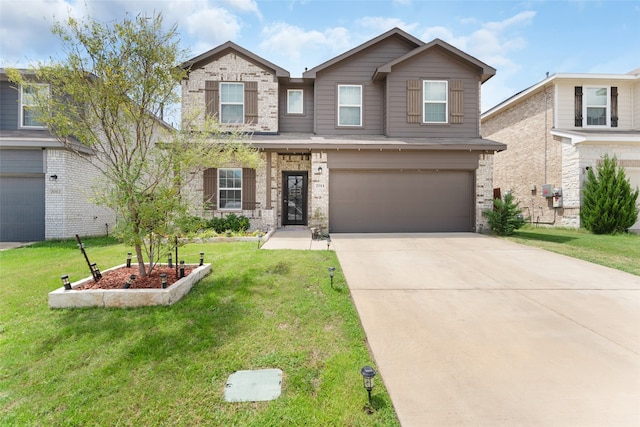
[[224, 368, 283, 402]]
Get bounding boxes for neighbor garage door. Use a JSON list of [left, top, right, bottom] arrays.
[[0, 150, 46, 241], [328, 151, 477, 233]]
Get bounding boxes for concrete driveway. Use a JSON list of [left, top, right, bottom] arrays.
[[331, 233, 640, 427]]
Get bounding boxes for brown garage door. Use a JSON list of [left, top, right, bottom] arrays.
[[329, 170, 474, 233]]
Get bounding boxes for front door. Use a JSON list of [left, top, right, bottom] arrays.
[[282, 172, 308, 225]]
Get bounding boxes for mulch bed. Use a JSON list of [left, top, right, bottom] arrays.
[[77, 265, 194, 290]]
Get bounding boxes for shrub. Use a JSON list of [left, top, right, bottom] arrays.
[[483, 191, 526, 235], [208, 214, 250, 233], [581, 154, 639, 234], [176, 215, 208, 234]]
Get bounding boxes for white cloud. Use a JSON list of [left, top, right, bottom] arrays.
[[355, 17, 419, 34], [259, 22, 351, 60], [219, 0, 262, 18], [183, 6, 242, 54]]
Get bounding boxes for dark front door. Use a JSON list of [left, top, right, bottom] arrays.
[[282, 172, 308, 225]]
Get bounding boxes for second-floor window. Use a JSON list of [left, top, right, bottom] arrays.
[[338, 85, 362, 127], [584, 86, 609, 127], [220, 82, 244, 124], [287, 89, 303, 114], [218, 168, 242, 210], [423, 81, 448, 123], [21, 84, 49, 128]]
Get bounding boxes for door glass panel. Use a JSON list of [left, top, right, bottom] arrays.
[[287, 175, 304, 222]]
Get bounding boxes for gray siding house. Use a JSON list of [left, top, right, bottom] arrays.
[[0, 70, 115, 242], [181, 28, 505, 233]]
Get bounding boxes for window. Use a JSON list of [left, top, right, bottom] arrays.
[[287, 89, 303, 114], [584, 86, 609, 127], [338, 85, 362, 126], [218, 168, 242, 210], [423, 81, 448, 123], [220, 82, 244, 124], [21, 84, 49, 128]]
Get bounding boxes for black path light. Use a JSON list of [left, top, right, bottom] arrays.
[[126, 252, 132, 268], [179, 260, 185, 278], [167, 253, 173, 268], [61, 275, 72, 290], [199, 252, 205, 266], [326, 236, 332, 250], [91, 263, 102, 280], [160, 273, 167, 289], [328, 267, 336, 288], [123, 274, 136, 289], [360, 366, 376, 404]]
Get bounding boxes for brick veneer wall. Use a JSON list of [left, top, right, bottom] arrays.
[[482, 87, 563, 226], [475, 153, 494, 233], [45, 149, 115, 239], [182, 53, 279, 133]]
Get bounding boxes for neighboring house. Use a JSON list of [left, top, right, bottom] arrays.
[[482, 70, 640, 232], [180, 28, 506, 233], [0, 69, 115, 242]]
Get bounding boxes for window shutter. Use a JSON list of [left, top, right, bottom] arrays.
[[407, 80, 421, 123], [205, 81, 219, 119], [203, 168, 217, 210], [449, 80, 464, 124], [574, 86, 583, 127], [242, 168, 256, 210], [244, 81, 258, 123], [611, 86, 618, 127]]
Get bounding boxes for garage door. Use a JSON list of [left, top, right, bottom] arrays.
[[329, 169, 474, 233]]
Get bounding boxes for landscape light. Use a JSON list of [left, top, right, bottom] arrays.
[[179, 261, 185, 278], [91, 263, 102, 279], [326, 236, 331, 250], [126, 252, 132, 268], [199, 252, 205, 266], [123, 274, 136, 289], [360, 366, 376, 404], [328, 267, 336, 288], [160, 273, 167, 289], [61, 275, 71, 290], [168, 254, 173, 268]]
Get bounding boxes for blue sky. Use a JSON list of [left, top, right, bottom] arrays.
[[1, 0, 639, 126]]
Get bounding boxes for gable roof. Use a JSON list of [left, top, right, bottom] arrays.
[[482, 70, 640, 120], [180, 41, 290, 78], [302, 27, 424, 78], [372, 38, 496, 83]]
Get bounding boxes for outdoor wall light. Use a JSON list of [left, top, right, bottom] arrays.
[[360, 366, 376, 404], [91, 263, 102, 279], [168, 254, 173, 268], [199, 252, 205, 266], [123, 274, 136, 289], [179, 260, 185, 278], [61, 275, 71, 290], [160, 273, 167, 289], [317, 166, 323, 174], [328, 267, 335, 288], [126, 252, 132, 268]]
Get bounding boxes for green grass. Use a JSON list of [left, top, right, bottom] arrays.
[[0, 238, 399, 426], [501, 226, 640, 276]]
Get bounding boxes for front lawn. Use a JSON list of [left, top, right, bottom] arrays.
[[501, 226, 640, 276], [0, 238, 399, 426]]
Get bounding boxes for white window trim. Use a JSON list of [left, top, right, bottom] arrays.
[[20, 83, 49, 129], [219, 82, 244, 124], [583, 85, 610, 128], [287, 89, 304, 114], [423, 80, 448, 124], [337, 84, 362, 127], [218, 168, 242, 211]]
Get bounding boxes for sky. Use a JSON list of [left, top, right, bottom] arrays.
[[1, 0, 639, 127]]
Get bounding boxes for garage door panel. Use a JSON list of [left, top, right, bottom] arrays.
[[330, 170, 473, 233], [0, 176, 45, 241]]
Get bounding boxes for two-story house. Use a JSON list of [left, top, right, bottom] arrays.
[[0, 69, 115, 242], [482, 70, 640, 232], [181, 28, 506, 233]]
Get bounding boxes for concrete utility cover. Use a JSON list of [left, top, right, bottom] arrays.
[[224, 369, 283, 402]]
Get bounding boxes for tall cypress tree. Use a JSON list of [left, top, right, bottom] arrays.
[[581, 154, 639, 234]]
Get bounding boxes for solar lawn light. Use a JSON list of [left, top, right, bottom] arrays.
[[160, 273, 167, 289], [179, 260, 185, 278], [126, 252, 132, 268], [328, 267, 336, 288], [61, 275, 72, 290], [199, 252, 205, 266], [360, 366, 376, 404], [123, 274, 136, 289], [91, 263, 102, 279], [326, 236, 331, 250], [168, 254, 173, 268]]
